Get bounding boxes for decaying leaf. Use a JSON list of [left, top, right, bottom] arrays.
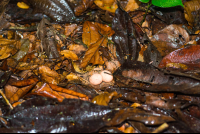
[[38, 66, 61, 85], [184, 0, 200, 26], [125, 0, 141, 12], [81, 21, 114, 68], [37, 18, 60, 59], [115, 61, 200, 95], [81, 38, 106, 68], [0, 38, 18, 60], [112, 7, 141, 65], [74, 0, 94, 16], [28, 0, 76, 22], [92, 91, 118, 106], [82, 21, 114, 47], [158, 45, 200, 69], [11, 39, 30, 61], [64, 24, 78, 37], [4, 81, 37, 104], [94, 0, 118, 13], [151, 24, 190, 57], [60, 50, 79, 61]]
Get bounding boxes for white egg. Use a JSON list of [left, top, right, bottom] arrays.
[[100, 70, 113, 82], [89, 74, 103, 85]]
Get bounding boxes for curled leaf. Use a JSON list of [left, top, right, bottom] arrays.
[[38, 66, 60, 85], [17, 2, 29, 9], [151, 24, 189, 57], [60, 50, 78, 61], [80, 38, 106, 68], [92, 91, 118, 106], [158, 45, 200, 69]]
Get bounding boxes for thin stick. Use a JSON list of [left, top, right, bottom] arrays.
[[0, 90, 13, 110], [152, 123, 169, 133]]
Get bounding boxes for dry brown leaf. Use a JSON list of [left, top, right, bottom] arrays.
[[38, 66, 61, 85], [5, 83, 36, 104], [74, 0, 94, 16], [184, 0, 200, 26], [60, 50, 79, 61], [82, 21, 101, 47], [0, 39, 18, 60], [81, 21, 114, 68], [64, 24, 77, 37], [125, 0, 141, 12], [68, 44, 87, 55], [80, 38, 106, 68], [82, 21, 115, 47]]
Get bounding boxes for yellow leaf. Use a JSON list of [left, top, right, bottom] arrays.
[[166, 63, 188, 70], [131, 103, 141, 108], [94, 0, 118, 13], [60, 50, 79, 61], [17, 2, 29, 9], [125, 0, 141, 12], [66, 73, 79, 81], [72, 61, 95, 74], [92, 91, 118, 106], [0, 45, 16, 60]]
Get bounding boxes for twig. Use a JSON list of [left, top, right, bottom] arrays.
[[152, 123, 169, 133], [0, 89, 13, 110], [140, 3, 152, 26]]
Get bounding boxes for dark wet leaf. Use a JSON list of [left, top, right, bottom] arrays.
[[37, 18, 60, 59], [4, 97, 116, 133], [11, 39, 30, 61], [28, 0, 77, 23], [115, 61, 200, 95], [150, 6, 187, 25], [176, 108, 200, 132], [105, 86, 146, 103], [145, 96, 191, 109], [143, 39, 162, 67], [1, 96, 175, 132], [0, 71, 12, 88], [112, 7, 140, 65]]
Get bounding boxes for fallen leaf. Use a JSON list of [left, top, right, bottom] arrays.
[[151, 24, 190, 57], [64, 24, 77, 37], [60, 50, 79, 61], [125, 0, 141, 12], [158, 45, 200, 69], [92, 91, 118, 106], [49, 84, 88, 99], [74, 0, 94, 16], [5, 82, 37, 103], [38, 66, 61, 85], [112, 7, 141, 65], [94, 0, 118, 13], [184, 0, 200, 26], [80, 38, 106, 68]]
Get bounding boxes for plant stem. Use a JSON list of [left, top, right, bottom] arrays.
[[140, 3, 152, 25]]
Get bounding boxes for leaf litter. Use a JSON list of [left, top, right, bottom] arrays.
[[1, 0, 200, 133]]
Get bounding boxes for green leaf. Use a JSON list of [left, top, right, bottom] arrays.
[[139, 0, 150, 3], [152, 0, 184, 8]]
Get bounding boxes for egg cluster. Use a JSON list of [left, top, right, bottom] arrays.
[[89, 70, 113, 85]]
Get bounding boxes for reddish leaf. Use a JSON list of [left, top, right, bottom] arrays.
[[159, 45, 200, 69]]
